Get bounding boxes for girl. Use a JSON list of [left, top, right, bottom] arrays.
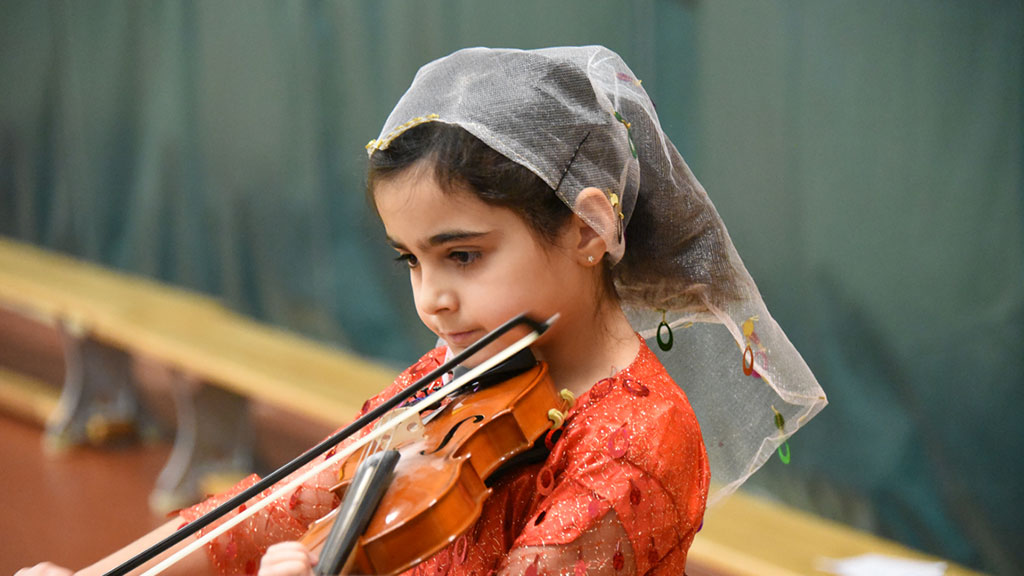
[[17, 46, 825, 576]]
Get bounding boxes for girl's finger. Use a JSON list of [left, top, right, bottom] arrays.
[[14, 563, 74, 576], [258, 542, 316, 576]]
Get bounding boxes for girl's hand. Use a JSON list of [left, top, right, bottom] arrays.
[[257, 542, 316, 576], [14, 563, 74, 576]]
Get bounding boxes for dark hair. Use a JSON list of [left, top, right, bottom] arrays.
[[367, 121, 740, 312], [367, 122, 573, 247]]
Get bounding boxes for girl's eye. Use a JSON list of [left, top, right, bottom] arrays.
[[395, 253, 419, 269], [449, 251, 480, 266]]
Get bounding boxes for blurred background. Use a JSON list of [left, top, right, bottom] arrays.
[[0, 1, 1021, 574]]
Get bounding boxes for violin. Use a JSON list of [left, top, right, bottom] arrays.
[[303, 352, 562, 574], [103, 314, 568, 576]]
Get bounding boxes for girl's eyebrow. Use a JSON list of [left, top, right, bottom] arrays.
[[387, 230, 491, 250], [427, 230, 490, 246]]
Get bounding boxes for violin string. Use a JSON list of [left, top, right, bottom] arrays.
[[140, 328, 545, 576]]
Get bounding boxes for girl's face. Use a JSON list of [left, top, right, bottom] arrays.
[[374, 166, 593, 361]]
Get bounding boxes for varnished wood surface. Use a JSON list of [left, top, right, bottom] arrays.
[[0, 365, 58, 424], [688, 489, 988, 576], [0, 414, 169, 575], [0, 237, 396, 426]]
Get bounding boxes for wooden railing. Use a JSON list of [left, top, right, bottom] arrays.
[[0, 236, 395, 509]]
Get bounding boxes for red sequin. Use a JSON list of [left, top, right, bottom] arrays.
[[589, 378, 613, 400], [621, 378, 650, 397], [544, 427, 561, 450], [525, 555, 540, 576], [537, 467, 555, 496], [411, 356, 441, 381], [648, 537, 659, 565], [288, 486, 302, 510], [629, 484, 642, 506], [607, 427, 630, 459]]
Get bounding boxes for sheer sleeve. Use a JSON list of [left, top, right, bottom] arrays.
[[500, 511, 637, 575]]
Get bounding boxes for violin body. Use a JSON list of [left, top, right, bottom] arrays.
[[301, 361, 561, 575]]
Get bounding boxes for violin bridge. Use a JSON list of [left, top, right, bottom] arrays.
[[374, 409, 427, 450]]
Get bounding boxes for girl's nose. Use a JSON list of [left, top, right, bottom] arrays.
[[416, 271, 457, 316]]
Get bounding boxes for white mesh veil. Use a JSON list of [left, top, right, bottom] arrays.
[[367, 46, 826, 503]]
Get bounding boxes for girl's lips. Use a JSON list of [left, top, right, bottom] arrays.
[[442, 330, 482, 348]]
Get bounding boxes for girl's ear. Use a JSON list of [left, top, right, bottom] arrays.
[[571, 187, 616, 265]]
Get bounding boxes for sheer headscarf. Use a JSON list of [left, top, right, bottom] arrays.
[[367, 46, 826, 503]]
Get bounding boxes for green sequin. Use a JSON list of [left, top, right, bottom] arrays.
[[777, 442, 791, 465], [614, 111, 638, 158]]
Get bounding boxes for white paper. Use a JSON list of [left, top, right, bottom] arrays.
[[817, 553, 948, 576]]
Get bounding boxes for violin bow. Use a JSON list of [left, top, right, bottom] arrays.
[[103, 313, 553, 576]]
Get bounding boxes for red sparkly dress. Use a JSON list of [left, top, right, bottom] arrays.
[[181, 337, 709, 575]]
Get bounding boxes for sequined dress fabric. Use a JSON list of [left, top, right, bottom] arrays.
[[181, 337, 709, 575]]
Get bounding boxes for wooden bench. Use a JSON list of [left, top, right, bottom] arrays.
[[0, 364, 59, 424], [0, 236, 396, 509]]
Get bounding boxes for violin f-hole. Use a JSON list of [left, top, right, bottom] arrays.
[[421, 415, 484, 455]]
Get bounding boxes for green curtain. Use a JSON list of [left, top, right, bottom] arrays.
[[1, 1, 1020, 574], [692, 3, 1023, 574], [0, 0, 694, 362]]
